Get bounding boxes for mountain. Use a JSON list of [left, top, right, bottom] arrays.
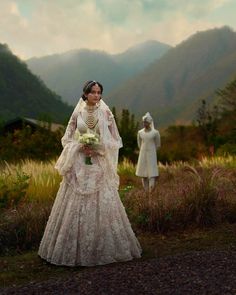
[[26, 49, 123, 105], [26, 41, 171, 105], [0, 44, 72, 123], [107, 26, 236, 127], [113, 40, 171, 77]]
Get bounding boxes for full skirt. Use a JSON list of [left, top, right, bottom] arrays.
[[38, 175, 142, 266]]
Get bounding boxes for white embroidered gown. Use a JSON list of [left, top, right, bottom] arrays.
[[38, 99, 142, 266]]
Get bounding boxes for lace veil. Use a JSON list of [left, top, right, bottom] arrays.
[[55, 98, 122, 183]]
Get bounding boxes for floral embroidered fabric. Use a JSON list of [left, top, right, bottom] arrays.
[[38, 99, 142, 266]]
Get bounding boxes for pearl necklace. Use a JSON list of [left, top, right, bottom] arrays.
[[84, 103, 98, 129]]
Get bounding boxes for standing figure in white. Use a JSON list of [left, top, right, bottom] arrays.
[[136, 112, 161, 193]]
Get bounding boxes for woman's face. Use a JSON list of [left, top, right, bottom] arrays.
[[86, 84, 102, 105]]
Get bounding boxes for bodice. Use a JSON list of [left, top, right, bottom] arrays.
[[77, 109, 100, 134]]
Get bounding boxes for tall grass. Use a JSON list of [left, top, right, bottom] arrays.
[[0, 157, 235, 254], [1, 160, 62, 204], [123, 159, 236, 232], [199, 155, 236, 168], [180, 166, 228, 226], [0, 160, 61, 253]]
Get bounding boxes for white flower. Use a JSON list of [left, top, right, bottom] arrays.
[[75, 130, 99, 146]]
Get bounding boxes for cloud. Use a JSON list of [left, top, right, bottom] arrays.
[[0, 0, 234, 59]]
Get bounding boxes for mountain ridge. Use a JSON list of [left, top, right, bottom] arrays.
[[26, 40, 171, 105], [0, 43, 72, 123], [107, 26, 236, 126]]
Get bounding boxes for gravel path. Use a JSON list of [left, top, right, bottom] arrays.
[[1, 250, 236, 295]]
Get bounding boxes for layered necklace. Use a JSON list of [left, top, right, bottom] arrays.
[[84, 103, 99, 129]]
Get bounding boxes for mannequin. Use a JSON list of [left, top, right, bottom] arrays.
[[136, 112, 161, 193]]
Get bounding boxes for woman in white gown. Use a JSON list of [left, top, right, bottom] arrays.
[[38, 81, 142, 266], [136, 112, 161, 193]]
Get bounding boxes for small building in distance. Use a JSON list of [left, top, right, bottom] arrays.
[[1, 117, 65, 135]]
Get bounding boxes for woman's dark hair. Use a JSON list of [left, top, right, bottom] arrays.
[[82, 80, 103, 100]]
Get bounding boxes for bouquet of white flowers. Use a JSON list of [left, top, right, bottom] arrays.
[[75, 130, 100, 165]]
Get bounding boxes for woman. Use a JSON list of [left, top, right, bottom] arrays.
[[38, 81, 142, 266], [136, 112, 161, 193]]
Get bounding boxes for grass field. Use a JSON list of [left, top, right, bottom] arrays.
[[0, 156, 236, 287]]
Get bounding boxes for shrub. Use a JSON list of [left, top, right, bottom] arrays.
[[0, 167, 30, 209], [0, 159, 235, 253]]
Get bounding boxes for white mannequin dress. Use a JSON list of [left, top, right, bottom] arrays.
[[136, 128, 161, 178], [38, 99, 142, 266]]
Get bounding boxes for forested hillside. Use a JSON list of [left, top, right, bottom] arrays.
[[0, 44, 72, 123], [108, 26, 236, 126]]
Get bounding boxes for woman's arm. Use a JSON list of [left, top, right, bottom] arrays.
[[61, 112, 77, 148]]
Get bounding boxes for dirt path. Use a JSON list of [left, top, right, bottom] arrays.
[[1, 249, 236, 295]]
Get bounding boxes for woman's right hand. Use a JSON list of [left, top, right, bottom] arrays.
[[79, 144, 102, 157], [79, 144, 91, 155]]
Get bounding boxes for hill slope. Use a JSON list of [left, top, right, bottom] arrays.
[[107, 26, 236, 126], [0, 44, 72, 123], [26, 41, 171, 105]]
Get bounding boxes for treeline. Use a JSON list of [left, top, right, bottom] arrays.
[[0, 125, 63, 163], [0, 109, 139, 163], [0, 77, 236, 163]]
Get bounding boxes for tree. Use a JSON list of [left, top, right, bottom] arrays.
[[115, 109, 139, 162], [0, 126, 63, 162], [213, 79, 236, 154], [158, 125, 206, 162], [216, 79, 236, 113], [196, 99, 219, 148]]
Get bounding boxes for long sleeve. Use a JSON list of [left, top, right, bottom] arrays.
[[61, 112, 77, 148], [55, 111, 79, 175], [155, 130, 161, 149]]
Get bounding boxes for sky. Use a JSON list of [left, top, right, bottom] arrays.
[[1, 0, 236, 59]]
